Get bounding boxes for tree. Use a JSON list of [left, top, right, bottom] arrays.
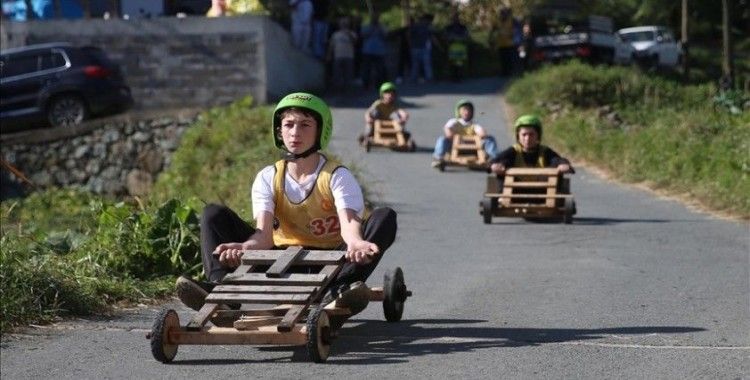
[[681, 0, 689, 81], [721, 0, 734, 89]]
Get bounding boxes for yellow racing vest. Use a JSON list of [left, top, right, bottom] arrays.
[[272, 157, 345, 249], [513, 143, 547, 168], [450, 121, 476, 136]]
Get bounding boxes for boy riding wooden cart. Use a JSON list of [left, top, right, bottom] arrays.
[[148, 93, 409, 363], [481, 114, 576, 223]]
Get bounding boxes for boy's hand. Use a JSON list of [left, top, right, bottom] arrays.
[[345, 240, 380, 265], [214, 242, 246, 268], [490, 163, 506, 175], [556, 164, 571, 173]]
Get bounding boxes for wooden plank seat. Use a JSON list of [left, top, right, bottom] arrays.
[[149, 246, 412, 364], [448, 134, 487, 166], [480, 168, 575, 223], [186, 246, 345, 332], [373, 119, 406, 147]]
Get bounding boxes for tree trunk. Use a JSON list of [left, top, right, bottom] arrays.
[[23, 0, 34, 19], [721, 0, 734, 89], [681, 0, 689, 82]]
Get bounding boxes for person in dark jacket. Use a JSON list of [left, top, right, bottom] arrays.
[[489, 114, 574, 195]]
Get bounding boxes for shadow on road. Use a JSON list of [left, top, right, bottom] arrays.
[[567, 217, 678, 225], [487, 217, 679, 226], [167, 319, 703, 365], [320, 319, 705, 364]]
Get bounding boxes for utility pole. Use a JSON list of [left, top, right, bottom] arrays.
[[721, 0, 734, 89], [681, 0, 690, 82]]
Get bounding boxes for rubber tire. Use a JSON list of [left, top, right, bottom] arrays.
[[306, 306, 331, 363], [481, 197, 495, 224], [383, 267, 406, 322], [151, 309, 179, 363], [563, 197, 574, 224], [365, 139, 371, 153], [47, 95, 87, 128], [408, 139, 417, 152]]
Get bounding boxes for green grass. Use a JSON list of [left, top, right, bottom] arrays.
[[506, 61, 750, 218], [0, 96, 277, 333]]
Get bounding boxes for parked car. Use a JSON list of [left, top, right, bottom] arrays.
[[617, 26, 683, 69], [0, 42, 133, 132], [531, 14, 619, 65]]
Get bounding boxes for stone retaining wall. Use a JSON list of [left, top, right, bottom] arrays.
[[2, 113, 198, 197]]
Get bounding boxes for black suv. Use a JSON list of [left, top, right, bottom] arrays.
[[0, 42, 133, 132]]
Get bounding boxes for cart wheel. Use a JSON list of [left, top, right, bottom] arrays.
[[481, 197, 495, 224], [364, 139, 371, 153], [438, 161, 446, 172], [562, 198, 574, 224], [150, 309, 179, 363], [383, 267, 407, 322], [306, 306, 332, 363]]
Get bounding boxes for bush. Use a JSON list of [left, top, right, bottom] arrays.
[[0, 189, 197, 333]]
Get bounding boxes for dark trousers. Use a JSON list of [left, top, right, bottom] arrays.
[[498, 47, 516, 76], [200, 204, 397, 289], [360, 53, 386, 89]]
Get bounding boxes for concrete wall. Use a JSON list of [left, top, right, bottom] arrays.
[[0, 16, 324, 109]]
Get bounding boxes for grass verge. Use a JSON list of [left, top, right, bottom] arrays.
[[1, 96, 345, 333], [506, 61, 750, 219]]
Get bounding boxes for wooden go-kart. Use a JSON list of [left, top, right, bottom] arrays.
[[479, 168, 576, 224], [148, 246, 412, 363], [363, 119, 416, 152], [435, 135, 488, 171]]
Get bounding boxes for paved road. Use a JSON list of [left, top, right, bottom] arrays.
[[2, 78, 748, 379]]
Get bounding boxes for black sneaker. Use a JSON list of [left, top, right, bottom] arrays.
[[175, 275, 215, 311], [334, 281, 371, 315]]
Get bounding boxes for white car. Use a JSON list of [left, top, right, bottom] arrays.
[[617, 26, 683, 69]]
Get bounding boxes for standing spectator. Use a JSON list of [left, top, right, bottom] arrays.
[[206, 0, 228, 17], [409, 14, 435, 83], [490, 6, 515, 76], [391, 17, 413, 84], [518, 20, 535, 72], [360, 12, 388, 89], [289, 0, 313, 52], [350, 14, 364, 86], [311, 0, 330, 59], [444, 11, 470, 81], [328, 16, 357, 91]]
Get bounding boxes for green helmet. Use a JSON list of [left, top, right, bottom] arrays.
[[272, 92, 333, 151], [455, 99, 474, 118], [379, 81, 397, 96], [514, 114, 543, 140]]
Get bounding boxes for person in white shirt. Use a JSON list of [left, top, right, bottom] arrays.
[[432, 99, 499, 167], [327, 16, 357, 90], [176, 93, 397, 315]]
